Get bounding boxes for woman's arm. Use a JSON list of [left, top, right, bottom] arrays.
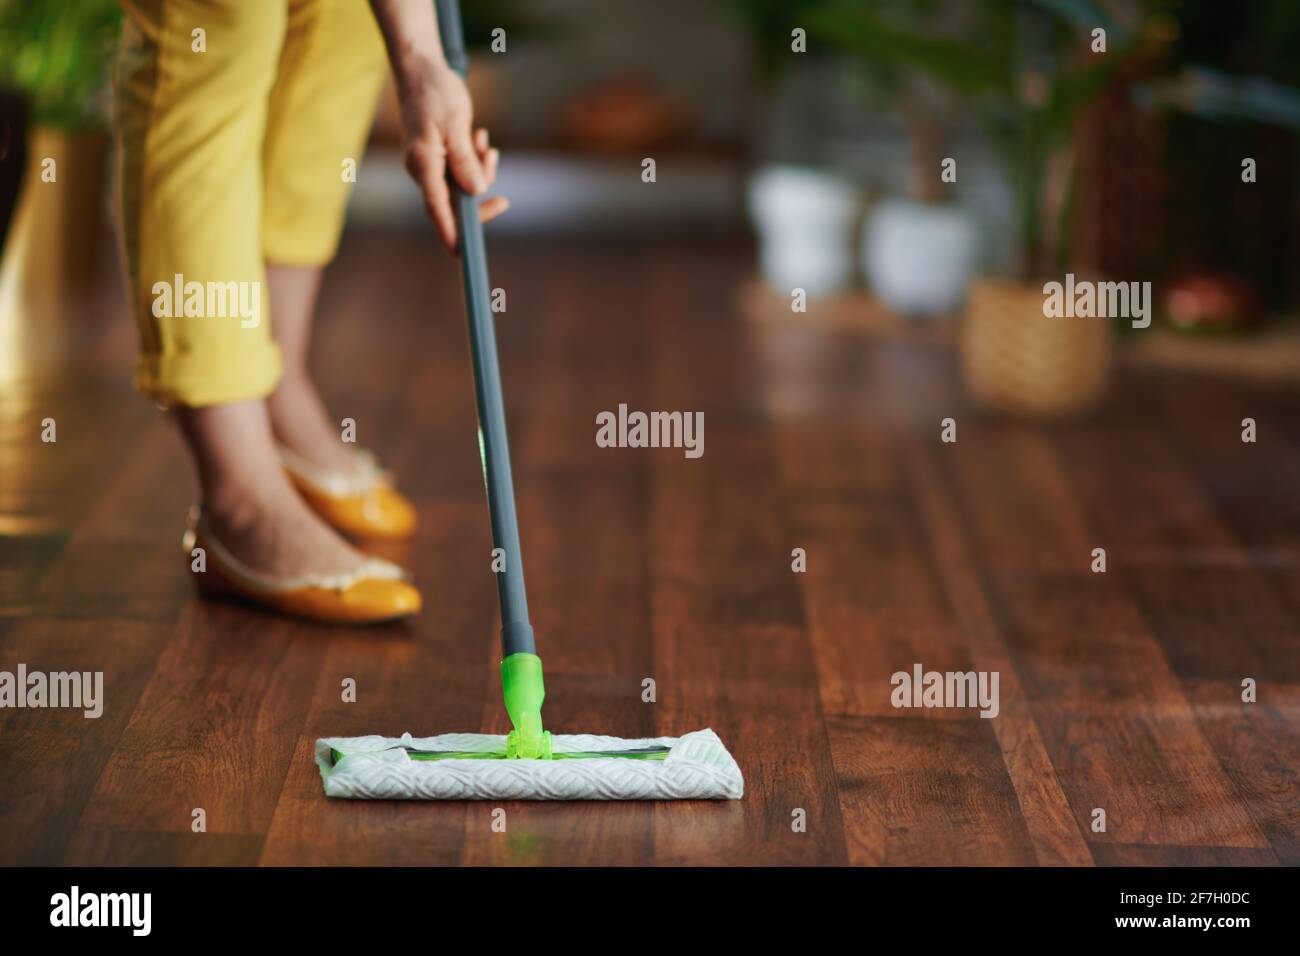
[[369, 0, 505, 253]]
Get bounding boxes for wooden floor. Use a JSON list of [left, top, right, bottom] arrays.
[[1, 231, 1297, 866]]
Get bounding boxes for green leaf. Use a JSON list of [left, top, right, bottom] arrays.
[[804, 2, 1009, 95], [0, 0, 122, 128], [1025, 0, 1119, 36]]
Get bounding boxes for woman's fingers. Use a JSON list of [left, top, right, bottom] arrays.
[[445, 120, 487, 196], [406, 142, 457, 253], [407, 127, 506, 250], [479, 195, 510, 224], [472, 131, 505, 226], [474, 129, 498, 188]]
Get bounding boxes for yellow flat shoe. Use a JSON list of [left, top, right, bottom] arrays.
[[183, 507, 422, 624], [280, 446, 418, 541]]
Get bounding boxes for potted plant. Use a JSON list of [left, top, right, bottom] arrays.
[[746, 164, 861, 297], [808, 0, 1148, 414], [861, 117, 979, 317], [0, 0, 121, 314], [729, 0, 862, 297], [806, 0, 981, 316]]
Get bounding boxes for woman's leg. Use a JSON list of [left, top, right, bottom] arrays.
[[115, 0, 370, 577], [260, 0, 389, 475], [175, 400, 365, 577], [263, 264, 361, 475]]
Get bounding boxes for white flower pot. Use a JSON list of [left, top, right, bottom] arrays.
[[864, 198, 977, 316], [747, 165, 859, 297]]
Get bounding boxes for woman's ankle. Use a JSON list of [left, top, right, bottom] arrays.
[[175, 399, 286, 502], [202, 479, 276, 526], [265, 373, 361, 474]]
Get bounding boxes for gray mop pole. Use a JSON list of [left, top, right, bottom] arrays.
[[434, 0, 535, 657]]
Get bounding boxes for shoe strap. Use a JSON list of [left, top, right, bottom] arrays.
[[187, 505, 407, 593], [277, 445, 394, 498]]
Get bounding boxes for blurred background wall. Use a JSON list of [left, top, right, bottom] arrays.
[[2, 0, 1299, 415]]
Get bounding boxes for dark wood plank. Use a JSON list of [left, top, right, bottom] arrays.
[[65, 831, 265, 867], [64, 601, 327, 862], [647, 251, 847, 865], [775, 421, 975, 719], [1053, 399, 1299, 684], [1182, 679, 1300, 865], [932, 413, 1270, 856], [828, 715, 1038, 865], [868, 348, 1094, 865], [1090, 843, 1279, 866], [29, 420, 194, 621], [0, 617, 171, 864], [0, 413, 184, 864], [1050, 387, 1298, 862], [905, 439, 1095, 866]]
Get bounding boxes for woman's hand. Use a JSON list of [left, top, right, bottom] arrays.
[[398, 63, 508, 254], [368, 0, 508, 254]]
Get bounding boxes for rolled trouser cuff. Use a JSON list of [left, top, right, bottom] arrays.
[[134, 340, 282, 408]]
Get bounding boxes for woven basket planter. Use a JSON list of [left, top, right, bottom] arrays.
[[961, 278, 1113, 417]]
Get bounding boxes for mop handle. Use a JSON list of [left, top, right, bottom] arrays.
[[435, 0, 535, 657]]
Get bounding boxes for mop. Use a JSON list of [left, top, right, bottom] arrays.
[[316, 0, 742, 801]]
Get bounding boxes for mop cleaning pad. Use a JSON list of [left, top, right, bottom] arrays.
[[316, 728, 743, 800]]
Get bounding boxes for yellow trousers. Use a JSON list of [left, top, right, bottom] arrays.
[[114, 0, 387, 406]]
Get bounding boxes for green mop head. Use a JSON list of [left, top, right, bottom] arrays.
[[316, 654, 743, 800]]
